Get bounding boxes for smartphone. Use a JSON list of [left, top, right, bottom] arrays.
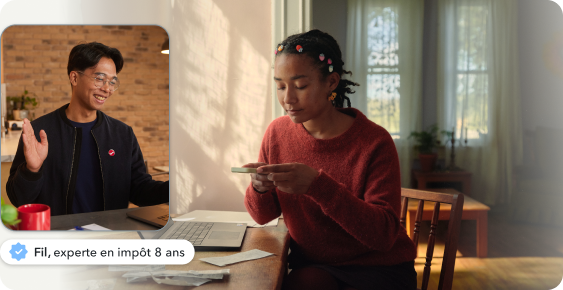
[[231, 167, 257, 173]]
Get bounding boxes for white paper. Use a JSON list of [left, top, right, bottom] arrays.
[[69, 223, 112, 231], [189, 269, 230, 275], [199, 249, 274, 267], [126, 276, 148, 283], [152, 269, 228, 279], [152, 275, 211, 286], [82, 224, 112, 230], [86, 279, 116, 290], [122, 269, 230, 284], [122, 271, 152, 278], [172, 210, 278, 227], [109, 265, 165, 272]]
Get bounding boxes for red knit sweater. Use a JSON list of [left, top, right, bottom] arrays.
[[245, 108, 417, 266]]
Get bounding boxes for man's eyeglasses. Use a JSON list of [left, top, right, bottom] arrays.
[[76, 71, 120, 92]]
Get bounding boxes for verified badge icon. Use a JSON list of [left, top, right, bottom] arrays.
[[9, 243, 28, 261]]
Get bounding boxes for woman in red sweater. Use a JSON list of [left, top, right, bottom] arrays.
[[242, 29, 417, 290]]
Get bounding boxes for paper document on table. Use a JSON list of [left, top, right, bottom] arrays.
[[199, 249, 274, 267], [152, 276, 211, 287], [172, 210, 278, 227], [69, 223, 111, 231], [86, 278, 116, 290], [150, 269, 230, 286], [189, 269, 231, 275], [121, 271, 151, 283], [109, 265, 165, 272], [121, 269, 230, 285], [151, 269, 229, 279]]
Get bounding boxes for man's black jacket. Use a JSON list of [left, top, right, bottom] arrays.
[[7, 104, 169, 216]]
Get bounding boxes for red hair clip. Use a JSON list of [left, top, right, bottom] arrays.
[[296, 45, 303, 52]]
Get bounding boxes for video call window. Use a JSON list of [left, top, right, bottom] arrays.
[[1, 25, 169, 230]]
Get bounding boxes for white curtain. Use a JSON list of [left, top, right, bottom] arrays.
[[346, 0, 424, 187], [437, 0, 522, 205]]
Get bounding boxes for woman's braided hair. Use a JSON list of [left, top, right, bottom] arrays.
[[275, 29, 359, 108]]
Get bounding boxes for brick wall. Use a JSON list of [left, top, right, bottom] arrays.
[[1, 25, 169, 180]]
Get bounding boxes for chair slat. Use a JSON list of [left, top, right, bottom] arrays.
[[412, 200, 425, 249], [438, 193, 464, 290], [401, 188, 455, 204], [400, 196, 408, 229], [421, 201, 441, 290], [400, 188, 464, 290]]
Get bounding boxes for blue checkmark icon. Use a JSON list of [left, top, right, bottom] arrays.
[[9, 243, 28, 261]]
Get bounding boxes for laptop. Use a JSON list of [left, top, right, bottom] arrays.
[[126, 203, 170, 228], [151, 220, 247, 251], [131, 205, 247, 251]]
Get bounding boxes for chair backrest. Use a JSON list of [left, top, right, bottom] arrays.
[[400, 188, 464, 290]]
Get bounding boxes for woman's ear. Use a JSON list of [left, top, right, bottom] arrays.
[[328, 72, 340, 92]]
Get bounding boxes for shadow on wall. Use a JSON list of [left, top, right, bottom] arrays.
[[170, 0, 272, 214]]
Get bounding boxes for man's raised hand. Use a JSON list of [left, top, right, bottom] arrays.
[[21, 118, 48, 173]]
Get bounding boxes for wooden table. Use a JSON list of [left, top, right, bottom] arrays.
[[51, 204, 169, 231], [405, 188, 490, 258], [154, 166, 170, 173], [66, 216, 290, 290], [412, 170, 472, 195]]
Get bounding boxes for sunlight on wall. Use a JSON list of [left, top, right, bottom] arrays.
[[542, 30, 563, 79], [170, 0, 271, 214], [224, 36, 270, 194]]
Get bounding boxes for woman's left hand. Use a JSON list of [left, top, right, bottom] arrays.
[[256, 163, 319, 195]]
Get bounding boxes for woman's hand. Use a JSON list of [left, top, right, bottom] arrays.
[[256, 163, 319, 195], [242, 163, 276, 193]]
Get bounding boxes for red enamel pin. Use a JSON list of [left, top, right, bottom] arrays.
[[108, 149, 115, 156]]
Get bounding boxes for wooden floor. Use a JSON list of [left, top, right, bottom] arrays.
[[415, 210, 563, 289]]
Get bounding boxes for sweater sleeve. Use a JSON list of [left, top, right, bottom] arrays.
[[128, 128, 169, 206], [304, 134, 403, 252], [6, 134, 45, 207], [244, 124, 282, 225]]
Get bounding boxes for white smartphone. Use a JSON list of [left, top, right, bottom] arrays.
[[231, 167, 257, 173]]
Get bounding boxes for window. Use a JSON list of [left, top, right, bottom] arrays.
[[366, 6, 400, 137], [451, 2, 490, 140], [347, 0, 422, 141]]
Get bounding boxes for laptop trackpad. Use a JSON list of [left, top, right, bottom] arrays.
[[208, 231, 240, 240]]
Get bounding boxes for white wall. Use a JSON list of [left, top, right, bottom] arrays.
[[518, 0, 563, 131], [312, 0, 348, 58], [0, 0, 271, 289], [169, 0, 272, 214]]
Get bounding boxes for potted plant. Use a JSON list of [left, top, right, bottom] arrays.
[[1, 197, 20, 230], [8, 90, 39, 121], [408, 125, 441, 172]]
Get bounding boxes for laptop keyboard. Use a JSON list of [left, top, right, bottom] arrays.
[[166, 222, 214, 245]]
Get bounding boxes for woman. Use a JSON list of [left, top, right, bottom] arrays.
[[242, 29, 417, 290]]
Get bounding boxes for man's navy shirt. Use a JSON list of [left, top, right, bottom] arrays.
[[69, 118, 104, 213]]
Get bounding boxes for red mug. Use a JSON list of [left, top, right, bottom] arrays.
[[17, 204, 50, 231]]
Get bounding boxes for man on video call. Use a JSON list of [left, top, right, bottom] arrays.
[[6, 42, 169, 216]]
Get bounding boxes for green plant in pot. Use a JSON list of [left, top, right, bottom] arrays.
[[408, 125, 441, 172], [7, 90, 39, 121], [1, 197, 20, 230]]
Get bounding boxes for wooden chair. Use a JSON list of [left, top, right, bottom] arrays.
[[400, 188, 464, 290]]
